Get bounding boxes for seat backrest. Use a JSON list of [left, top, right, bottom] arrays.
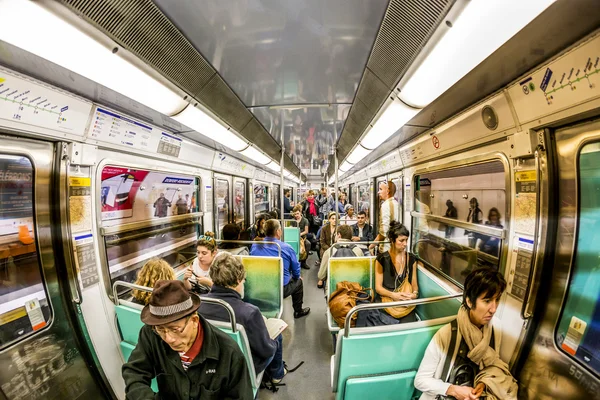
[[327, 257, 375, 301], [334, 323, 448, 400], [415, 267, 461, 320], [115, 304, 144, 345], [283, 226, 300, 259], [237, 255, 283, 318]]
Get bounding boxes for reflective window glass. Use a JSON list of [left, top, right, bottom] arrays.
[[412, 161, 506, 285], [358, 184, 370, 219], [0, 155, 51, 348], [254, 184, 269, 217], [234, 181, 246, 228], [216, 179, 229, 234], [556, 142, 600, 374]]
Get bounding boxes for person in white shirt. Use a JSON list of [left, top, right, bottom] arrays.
[[369, 180, 399, 253], [414, 268, 517, 400], [340, 204, 358, 226], [183, 233, 218, 294]]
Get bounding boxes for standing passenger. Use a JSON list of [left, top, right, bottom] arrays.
[[370, 180, 399, 253], [414, 268, 517, 400], [466, 198, 483, 248], [444, 200, 458, 238], [302, 190, 320, 236], [292, 205, 311, 270], [122, 280, 253, 399]]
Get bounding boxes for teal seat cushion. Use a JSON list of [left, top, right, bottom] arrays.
[[344, 370, 417, 400], [415, 269, 461, 320], [116, 305, 144, 345]]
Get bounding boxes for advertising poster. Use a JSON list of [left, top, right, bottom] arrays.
[[100, 166, 198, 224], [0, 156, 34, 236]]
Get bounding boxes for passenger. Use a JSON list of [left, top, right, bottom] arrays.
[[320, 212, 338, 259], [248, 213, 269, 241], [122, 280, 253, 399], [153, 192, 171, 218], [444, 199, 458, 238], [351, 211, 374, 255], [477, 208, 503, 257], [219, 223, 249, 256], [370, 180, 399, 253], [374, 222, 419, 323], [175, 194, 188, 215], [317, 225, 362, 289], [132, 258, 175, 305], [198, 253, 286, 382], [340, 204, 357, 225], [466, 198, 483, 248], [269, 209, 279, 220], [184, 233, 217, 294], [317, 187, 332, 221], [302, 189, 321, 236], [250, 219, 310, 319], [414, 268, 517, 400], [335, 193, 345, 215], [292, 205, 311, 270], [283, 189, 293, 216]]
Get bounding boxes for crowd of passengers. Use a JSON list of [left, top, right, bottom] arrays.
[[123, 181, 515, 399]]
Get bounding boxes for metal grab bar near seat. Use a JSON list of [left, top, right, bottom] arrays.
[[214, 240, 282, 257], [112, 280, 238, 332], [343, 293, 463, 337]]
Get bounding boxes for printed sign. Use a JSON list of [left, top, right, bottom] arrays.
[[514, 171, 537, 235], [74, 234, 98, 289], [25, 298, 46, 331], [562, 316, 587, 356], [157, 132, 182, 158], [69, 176, 92, 233]]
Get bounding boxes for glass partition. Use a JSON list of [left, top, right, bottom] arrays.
[[412, 160, 507, 286], [254, 184, 270, 217], [216, 179, 229, 235], [234, 181, 246, 229], [556, 142, 600, 374]]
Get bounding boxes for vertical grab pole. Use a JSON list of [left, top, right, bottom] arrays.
[[279, 110, 285, 240]]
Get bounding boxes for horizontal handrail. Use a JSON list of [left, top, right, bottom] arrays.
[[111, 280, 238, 332], [215, 240, 281, 257], [411, 212, 505, 239], [331, 240, 389, 248], [343, 293, 463, 337], [101, 212, 203, 236]]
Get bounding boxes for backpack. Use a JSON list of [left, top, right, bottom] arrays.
[[328, 281, 371, 328], [332, 244, 358, 258]]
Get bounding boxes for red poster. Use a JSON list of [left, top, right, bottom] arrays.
[[100, 167, 149, 220]]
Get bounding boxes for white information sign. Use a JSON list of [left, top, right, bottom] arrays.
[[88, 107, 160, 152], [0, 69, 92, 135]]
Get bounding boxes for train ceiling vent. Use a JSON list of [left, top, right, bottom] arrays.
[[59, 0, 303, 179], [330, 0, 453, 176]]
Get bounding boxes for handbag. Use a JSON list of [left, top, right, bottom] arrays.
[[328, 281, 372, 328], [299, 238, 307, 261], [381, 274, 415, 319], [312, 215, 322, 226]]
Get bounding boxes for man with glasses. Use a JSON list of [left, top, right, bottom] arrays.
[[122, 280, 253, 399]]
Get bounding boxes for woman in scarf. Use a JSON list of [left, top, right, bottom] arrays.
[[414, 267, 518, 400], [302, 189, 321, 236]]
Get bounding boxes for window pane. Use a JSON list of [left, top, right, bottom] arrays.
[[412, 161, 506, 285], [254, 184, 269, 217], [216, 179, 229, 234], [556, 142, 600, 374], [358, 184, 370, 219], [0, 155, 50, 348], [234, 182, 246, 228]]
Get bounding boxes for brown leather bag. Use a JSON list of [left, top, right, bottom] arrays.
[[299, 238, 307, 261], [381, 275, 415, 318], [328, 281, 371, 328]]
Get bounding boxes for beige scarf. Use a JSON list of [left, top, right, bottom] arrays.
[[457, 306, 519, 400]]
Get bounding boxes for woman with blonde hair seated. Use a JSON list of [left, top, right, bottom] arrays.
[[132, 258, 175, 305]]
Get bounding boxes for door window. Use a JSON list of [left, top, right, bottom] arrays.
[[556, 142, 600, 374], [216, 179, 230, 236], [234, 181, 246, 229], [0, 155, 51, 349], [254, 184, 269, 217]]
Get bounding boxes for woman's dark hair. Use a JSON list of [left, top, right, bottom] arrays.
[[387, 221, 410, 242], [463, 267, 507, 309], [470, 197, 479, 208], [220, 224, 241, 249], [488, 207, 501, 222]]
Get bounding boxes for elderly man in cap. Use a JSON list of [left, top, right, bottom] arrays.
[[122, 280, 253, 399]]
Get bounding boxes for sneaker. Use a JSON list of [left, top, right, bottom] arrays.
[[317, 280, 324, 289], [293, 307, 310, 319], [271, 367, 288, 384], [301, 263, 311, 270]]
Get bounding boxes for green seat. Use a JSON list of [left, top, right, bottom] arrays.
[[283, 226, 300, 259], [237, 255, 283, 318], [326, 257, 375, 333], [416, 268, 462, 320], [344, 370, 417, 400]]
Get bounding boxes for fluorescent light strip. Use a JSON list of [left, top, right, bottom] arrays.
[[399, 0, 556, 108], [360, 100, 419, 150], [240, 146, 271, 165], [266, 161, 280, 172], [339, 161, 353, 173], [173, 105, 248, 152], [346, 145, 370, 165], [0, 0, 187, 115]]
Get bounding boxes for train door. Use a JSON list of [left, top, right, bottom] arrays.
[[518, 120, 600, 399], [214, 174, 231, 238], [389, 172, 403, 224], [253, 182, 270, 219], [0, 137, 106, 399], [232, 178, 247, 231]]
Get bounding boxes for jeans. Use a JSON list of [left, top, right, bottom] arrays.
[[283, 278, 304, 313], [265, 334, 284, 379]]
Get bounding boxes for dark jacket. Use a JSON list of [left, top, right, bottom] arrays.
[[352, 223, 374, 242], [283, 196, 293, 214], [199, 285, 277, 374], [122, 314, 253, 400], [320, 223, 335, 258]]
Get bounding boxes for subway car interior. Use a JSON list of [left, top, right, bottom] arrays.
[[0, 0, 599, 399]]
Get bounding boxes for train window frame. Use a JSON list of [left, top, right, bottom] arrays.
[[0, 153, 53, 350], [409, 153, 511, 288], [95, 160, 203, 301], [554, 141, 600, 375]]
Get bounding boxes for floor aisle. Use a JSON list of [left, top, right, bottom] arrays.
[[260, 252, 336, 400]]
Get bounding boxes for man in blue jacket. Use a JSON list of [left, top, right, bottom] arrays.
[[250, 219, 310, 319], [199, 253, 287, 382]]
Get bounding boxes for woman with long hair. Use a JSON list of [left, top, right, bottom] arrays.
[[132, 258, 175, 305]]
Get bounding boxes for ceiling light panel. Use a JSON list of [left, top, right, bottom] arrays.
[[346, 146, 371, 164], [0, 0, 187, 115], [360, 100, 419, 150], [240, 146, 271, 165]]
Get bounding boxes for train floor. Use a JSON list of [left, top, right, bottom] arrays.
[[260, 252, 336, 400]]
